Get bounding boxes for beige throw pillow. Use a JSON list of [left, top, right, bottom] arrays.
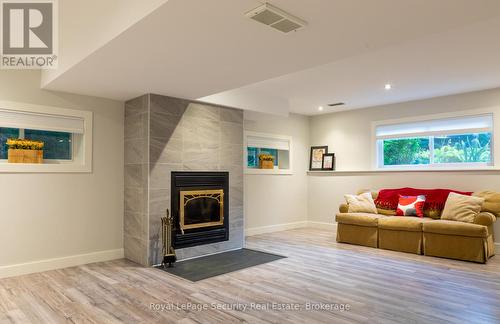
[[441, 192, 484, 223], [345, 192, 378, 214]]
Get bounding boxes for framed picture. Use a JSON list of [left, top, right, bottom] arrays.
[[322, 153, 335, 171], [309, 146, 328, 171]]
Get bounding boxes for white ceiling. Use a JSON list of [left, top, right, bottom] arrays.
[[42, 0, 168, 86], [203, 15, 500, 115], [42, 0, 500, 116]]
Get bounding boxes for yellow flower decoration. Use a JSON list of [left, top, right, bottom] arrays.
[[6, 138, 44, 150], [258, 153, 275, 162]]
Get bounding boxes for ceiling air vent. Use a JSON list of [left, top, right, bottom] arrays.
[[245, 3, 307, 33], [328, 102, 345, 107]]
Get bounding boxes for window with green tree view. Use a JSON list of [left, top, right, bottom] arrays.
[[376, 114, 493, 168]]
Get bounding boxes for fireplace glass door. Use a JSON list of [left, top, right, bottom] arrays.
[[179, 189, 224, 231]]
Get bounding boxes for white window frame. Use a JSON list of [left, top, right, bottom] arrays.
[[0, 101, 93, 173], [372, 111, 495, 171], [244, 131, 293, 175]]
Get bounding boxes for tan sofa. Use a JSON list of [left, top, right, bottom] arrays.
[[336, 190, 498, 263]]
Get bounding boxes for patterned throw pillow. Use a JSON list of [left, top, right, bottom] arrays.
[[396, 195, 426, 217]]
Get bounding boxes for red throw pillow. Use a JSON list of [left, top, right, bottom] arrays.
[[396, 195, 426, 218]]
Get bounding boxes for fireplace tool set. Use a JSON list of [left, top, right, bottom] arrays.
[[161, 209, 177, 268]]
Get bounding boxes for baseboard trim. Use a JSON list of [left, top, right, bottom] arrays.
[[245, 221, 309, 236], [0, 248, 124, 279]]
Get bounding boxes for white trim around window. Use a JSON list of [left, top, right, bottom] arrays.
[[0, 100, 93, 173], [372, 109, 495, 171]]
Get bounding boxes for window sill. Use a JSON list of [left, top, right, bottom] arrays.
[[307, 167, 500, 175], [0, 162, 91, 173], [245, 168, 293, 175]]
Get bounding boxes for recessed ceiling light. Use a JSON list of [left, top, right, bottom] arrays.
[[384, 83, 392, 90], [318, 106, 324, 111]]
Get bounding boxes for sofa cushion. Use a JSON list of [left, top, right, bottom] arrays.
[[473, 191, 500, 217], [336, 213, 385, 227], [424, 209, 442, 219], [396, 195, 426, 217], [441, 192, 484, 223], [378, 208, 396, 216], [423, 220, 488, 238], [344, 192, 378, 214], [474, 212, 497, 227], [379, 216, 434, 232]]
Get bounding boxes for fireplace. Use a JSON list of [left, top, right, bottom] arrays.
[[171, 172, 229, 248]]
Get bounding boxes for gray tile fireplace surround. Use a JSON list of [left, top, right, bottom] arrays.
[[124, 94, 244, 266]]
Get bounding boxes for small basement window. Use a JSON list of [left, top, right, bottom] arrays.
[[245, 131, 292, 174], [0, 101, 92, 173], [375, 113, 493, 169]]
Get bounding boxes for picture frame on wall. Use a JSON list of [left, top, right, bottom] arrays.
[[309, 146, 328, 171], [322, 153, 335, 171]]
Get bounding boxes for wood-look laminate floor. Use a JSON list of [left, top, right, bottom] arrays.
[[1, 228, 499, 323]]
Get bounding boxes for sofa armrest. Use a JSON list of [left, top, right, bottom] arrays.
[[339, 203, 349, 213], [474, 212, 497, 227]]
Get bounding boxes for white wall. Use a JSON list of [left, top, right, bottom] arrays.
[[0, 70, 124, 277], [244, 113, 310, 235], [308, 88, 500, 242]]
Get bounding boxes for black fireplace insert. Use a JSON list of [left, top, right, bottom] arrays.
[[171, 171, 229, 248]]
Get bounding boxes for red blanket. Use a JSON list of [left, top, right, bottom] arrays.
[[374, 187, 472, 211]]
